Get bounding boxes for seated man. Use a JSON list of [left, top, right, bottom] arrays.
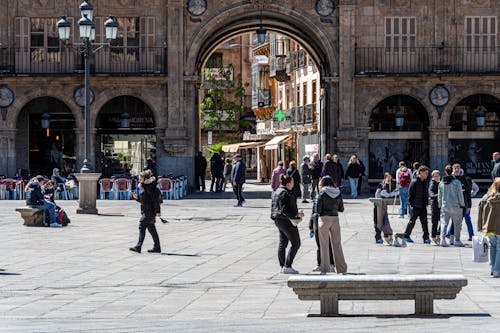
[[51, 168, 68, 199], [25, 176, 61, 227]]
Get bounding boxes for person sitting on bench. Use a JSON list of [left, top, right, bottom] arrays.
[[25, 176, 61, 227]]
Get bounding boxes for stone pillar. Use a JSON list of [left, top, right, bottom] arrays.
[[74, 128, 84, 172], [0, 129, 17, 177], [415, 292, 434, 315], [338, 2, 356, 128], [322, 78, 339, 156], [429, 127, 449, 172], [320, 293, 339, 316], [76, 172, 101, 215], [357, 126, 371, 190]]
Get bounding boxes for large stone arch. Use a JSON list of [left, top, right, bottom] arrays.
[[91, 89, 165, 129], [442, 88, 500, 126], [185, 5, 337, 77], [8, 89, 82, 129]]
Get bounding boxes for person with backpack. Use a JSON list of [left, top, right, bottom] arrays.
[[129, 169, 161, 254], [396, 161, 412, 218]]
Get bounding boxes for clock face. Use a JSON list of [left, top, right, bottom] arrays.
[[74, 87, 95, 107], [429, 85, 450, 107], [187, 0, 207, 16], [316, 0, 336, 17], [0, 86, 14, 108]]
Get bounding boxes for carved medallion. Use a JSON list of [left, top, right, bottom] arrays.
[[187, 0, 207, 16], [316, 0, 336, 17]]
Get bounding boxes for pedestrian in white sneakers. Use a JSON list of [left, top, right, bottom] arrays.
[[438, 165, 465, 247]]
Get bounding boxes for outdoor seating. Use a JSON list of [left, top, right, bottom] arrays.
[[0, 179, 20, 200], [114, 178, 131, 200], [99, 178, 114, 200], [157, 177, 174, 200], [288, 274, 468, 316]]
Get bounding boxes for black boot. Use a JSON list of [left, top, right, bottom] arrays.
[[129, 246, 141, 253]]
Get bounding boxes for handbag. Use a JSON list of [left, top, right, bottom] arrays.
[[472, 235, 489, 263]]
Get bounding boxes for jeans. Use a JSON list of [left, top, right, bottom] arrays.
[[137, 221, 160, 250], [275, 218, 301, 268], [32, 200, 57, 225], [302, 183, 310, 200], [489, 235, 500, 274], [404, 206, 429, 240], [398, 187, 409, 217], [348, 177, 358, 198], [311, 178, 320, 199]]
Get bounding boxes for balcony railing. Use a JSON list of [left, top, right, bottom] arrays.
[[355, 47, 500, 75], [0, 46, 166, 76], [290, 104, 316, 126], [252, 89, 271, 108]]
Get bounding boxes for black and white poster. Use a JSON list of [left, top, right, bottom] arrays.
[[449, 139, 497, 179]]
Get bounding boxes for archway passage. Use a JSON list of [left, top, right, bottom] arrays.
[[15, 97, 76, 177], [368, 95, 429, 180], [96, 96, 156, 178], [449, 94, 500, 179]]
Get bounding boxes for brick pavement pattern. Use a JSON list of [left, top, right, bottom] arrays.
[[0, 183, 499, 332]]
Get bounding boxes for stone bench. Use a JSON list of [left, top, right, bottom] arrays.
[[15, 207, 46, 227], [288, 274, 467, 316], [369, 197, 400, 205]]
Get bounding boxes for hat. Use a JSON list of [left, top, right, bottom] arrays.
[[234, 154, 242, 158], [53, 168, 60, 173], [303, 155, 310, 161]]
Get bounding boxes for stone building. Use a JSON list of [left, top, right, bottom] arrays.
[[0, 0, 498, 187]]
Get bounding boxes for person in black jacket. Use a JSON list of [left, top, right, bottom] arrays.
[[428, 170, 441, 245], [209, 153, 224, 192], [354, 154, 365, 195], [271, 175, 304, 274], [286, 161, 301, 199], [314, 176, 347, 274], [309, 189, 334, 272], [309, 153, 323, 199], [345, 155, 363, 198], [231, 154, 246, 207], [25, 176, 60, 227], [403, 165, 430, 243], [322, 154, 344, 188], [195, 151, 207, 192], [130, 170, 161, 253]]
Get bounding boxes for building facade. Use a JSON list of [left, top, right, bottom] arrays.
[[0, 1, 498, 186]]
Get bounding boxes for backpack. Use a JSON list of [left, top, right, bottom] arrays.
[[399, 170, 411, 188]]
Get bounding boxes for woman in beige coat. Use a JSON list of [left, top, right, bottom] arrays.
[[478, 177, 500, 278]]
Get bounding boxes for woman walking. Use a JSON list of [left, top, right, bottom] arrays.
[[345, 155, 363, 198], [478, 177, 500, 278], [314, 176, 347, 274], [271, 175, 304, 274], [130, 169, 162, 253]]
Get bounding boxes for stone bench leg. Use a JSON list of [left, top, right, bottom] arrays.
[[19, 210, 45, 227], [320, 293, 339, 316], [415, 292, 434, 315]]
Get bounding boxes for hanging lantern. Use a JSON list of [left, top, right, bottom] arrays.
[[395, 111, 405, 128], [41, 113, 51, 129], [120, 112, 130, 128], [476, 106, 486, 127]]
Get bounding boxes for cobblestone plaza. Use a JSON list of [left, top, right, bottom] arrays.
[[0, 183, 499, 332]]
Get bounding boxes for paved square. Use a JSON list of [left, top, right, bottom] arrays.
[[0, 183, 499, 332]]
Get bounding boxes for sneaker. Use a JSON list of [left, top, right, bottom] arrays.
[[454, 240, 465, 247], [424, 239, 431, 244], [312, 265, 321, 272], [233, 204, 242, 207], [50, 222, 62, 228], [440, 238, 449, 247], [430, 237, 439, 246], [282, 266, 299, 274], [404, 237, 414, 243], [376, 239, 384, 244], [493, 272, 500, 278]]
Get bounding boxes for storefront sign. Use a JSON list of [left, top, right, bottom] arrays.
[[207, 131, 213, 145], [305, 144, 318, 153], [449, 139, 497, 179], [100, 114, 154, 128]]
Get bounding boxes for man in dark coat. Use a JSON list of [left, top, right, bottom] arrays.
[[195, 151, 207, 191], [323, 154, 344, 187], [231, 154, 246, 207], [210, 153, 224, 192], [309, 153, 323, 199], [403, 166, 430, 243]]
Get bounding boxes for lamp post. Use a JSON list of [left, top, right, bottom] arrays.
[[57, 1, 118, 214], [57, 1, 118, 173]]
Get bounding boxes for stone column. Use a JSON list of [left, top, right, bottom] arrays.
[[322, 78, 339, 156], [76, 172, 101, 215], [320, 293, 339, 316], [0, 129, 17, 177], [428, 127, 449, 172], [415, 292, 434, 315], [74, 128, 84, 172]]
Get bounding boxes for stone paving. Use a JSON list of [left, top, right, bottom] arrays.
[[0, 182, 499, 332]]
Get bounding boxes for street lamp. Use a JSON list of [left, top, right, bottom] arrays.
[[57, 3, 118, 173], [475, 106, 486, 127]]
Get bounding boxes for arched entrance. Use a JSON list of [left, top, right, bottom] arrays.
[[96, 96, 156, 178], [368, 95, 430, 179], [449, 94, 500, 179], [15, 97, 76, 177]]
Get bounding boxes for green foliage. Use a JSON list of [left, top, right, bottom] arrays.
[[200, 64, 249, 139], [207, 142, 225, 154]]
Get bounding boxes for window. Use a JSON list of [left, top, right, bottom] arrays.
[[312, 80, 317, 105], [385, 17, 416, 52], [466, 16, 496, 52], [111, 17, 139, 47], [29, 18, 60, 62], [303, 83, 307, 105], [296, 86, 300, 107], [206, 52, 223, 68]]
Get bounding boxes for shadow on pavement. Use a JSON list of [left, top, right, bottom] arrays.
[[162, 253, 200, 257], [308, 313, 491, 318]]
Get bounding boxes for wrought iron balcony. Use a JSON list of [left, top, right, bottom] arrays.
[[0, 46, 166, 76], [252, 89, 271, 108], [355, 47, 500, 76], [289, 104, 316, 126]]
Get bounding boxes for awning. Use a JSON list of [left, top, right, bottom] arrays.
[[264, 135, 290, 150], [222, 141, 263, 153]]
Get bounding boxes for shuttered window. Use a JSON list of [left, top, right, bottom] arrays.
[[465, 16, 497, 52], [385, 17, 416, 52]]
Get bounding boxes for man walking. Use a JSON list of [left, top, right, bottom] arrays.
[[300, 155, 311, 203], [322, 154, 344, 187], [438, 165, 465, 247], [309, 153, 323, 199], [231, 154, 246, 207], [403, 165, 430, 243], [195, 151, 207, 192]]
